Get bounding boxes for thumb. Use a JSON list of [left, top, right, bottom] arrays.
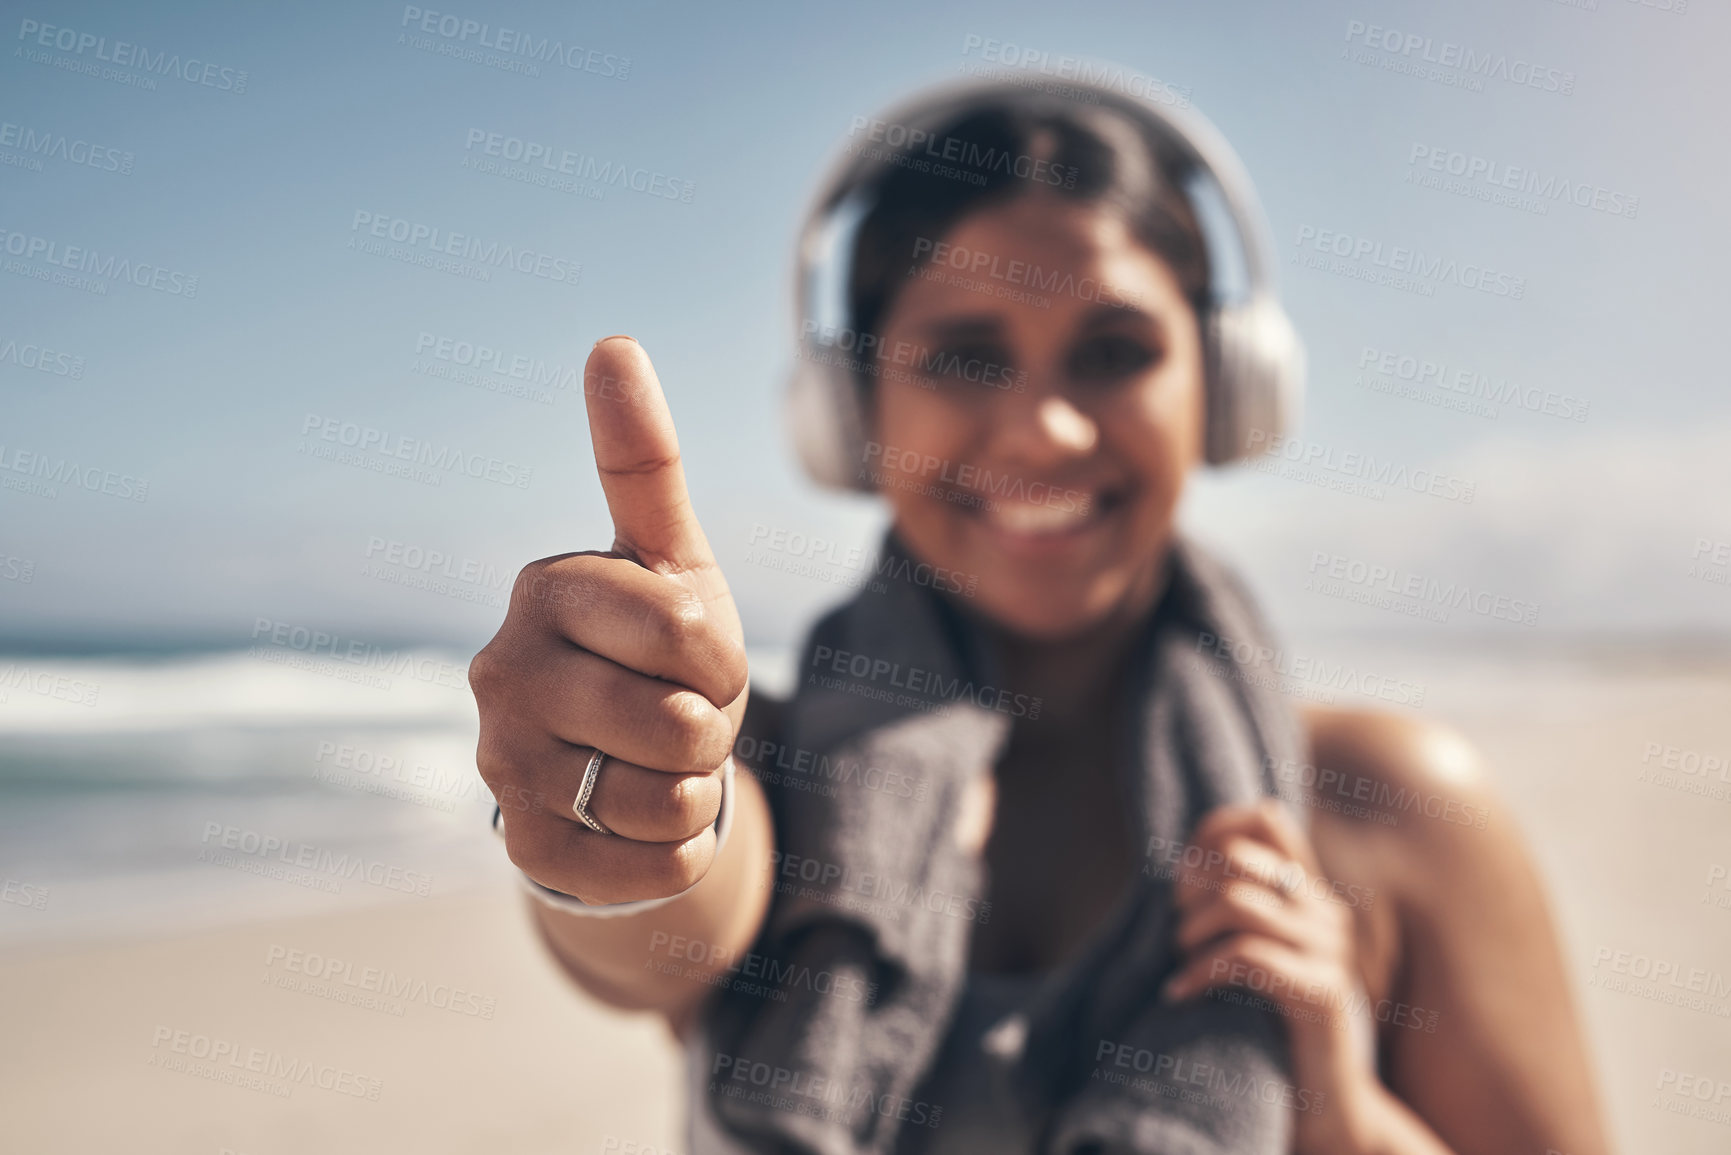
[[583, 336, 715, 574]]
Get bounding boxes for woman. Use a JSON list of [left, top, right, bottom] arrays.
[[469, 79, 1611, 1155]]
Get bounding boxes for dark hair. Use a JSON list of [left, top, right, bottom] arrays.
[[845, 87, 1212, 388]]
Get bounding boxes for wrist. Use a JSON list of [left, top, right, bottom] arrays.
[[1297, 1077, 1400, 1155]]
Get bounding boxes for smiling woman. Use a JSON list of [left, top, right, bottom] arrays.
[[471, 78, 1612, 1155]]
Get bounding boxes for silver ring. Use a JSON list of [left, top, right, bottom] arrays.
[[1275, 868, 1302, 898], [574, 747, 614, 835]]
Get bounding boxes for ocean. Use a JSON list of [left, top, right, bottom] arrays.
[[0, 645, 803, 953]]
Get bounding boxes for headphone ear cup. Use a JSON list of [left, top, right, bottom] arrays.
[[785, 357, 872, 492], [1204, 297, 1305, 464]]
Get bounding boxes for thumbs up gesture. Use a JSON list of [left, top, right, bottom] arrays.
[[470, 337, 749, 905]]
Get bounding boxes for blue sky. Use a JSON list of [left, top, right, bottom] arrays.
[[3, 0, 1728, 652]]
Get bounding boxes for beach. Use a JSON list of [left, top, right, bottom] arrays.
[[0, 881, 687, 1155], [2, 642, 1729, 1153]]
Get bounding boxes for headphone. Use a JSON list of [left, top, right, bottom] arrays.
[[784, 75, 1304, 491]]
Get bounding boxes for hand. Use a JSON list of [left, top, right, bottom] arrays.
[[1164, 800, 1396, 1154], [469, 336, 749, 906]]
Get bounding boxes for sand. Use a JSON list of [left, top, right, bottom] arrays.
[[2, 650, 1728, 1154], [0, 884, 686, 1155]]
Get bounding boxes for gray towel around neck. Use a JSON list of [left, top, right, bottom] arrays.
[[690, 531, 1308, 1154]]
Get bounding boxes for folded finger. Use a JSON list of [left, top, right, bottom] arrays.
[[516, 643, 734, 774], [498, 804, 718, 906], [537, 740, 723, 843], [517, 552, 746, 710]]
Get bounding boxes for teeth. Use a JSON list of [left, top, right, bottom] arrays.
[[983, 498, 1094, 535]]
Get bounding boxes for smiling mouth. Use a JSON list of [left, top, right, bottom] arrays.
[[971, 488, 1124, 540]]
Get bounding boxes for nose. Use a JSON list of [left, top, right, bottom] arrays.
[[988, 392, 1099, 469]]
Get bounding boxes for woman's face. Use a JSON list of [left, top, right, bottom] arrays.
[[869, 194, 1205, 641]]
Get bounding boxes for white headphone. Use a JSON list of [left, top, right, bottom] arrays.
[[785, 75, 1304, 491]]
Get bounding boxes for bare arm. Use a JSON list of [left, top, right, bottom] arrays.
[[1312, 708, 1613, 1155], [1167, 706, 1611, 1155]]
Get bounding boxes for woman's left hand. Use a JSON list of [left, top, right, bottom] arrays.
[[1161, 799, 1406, 1155]]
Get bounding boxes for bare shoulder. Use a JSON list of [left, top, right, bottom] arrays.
[[1302, 703, 1490, 815], [1296, 704, 1532, 918]]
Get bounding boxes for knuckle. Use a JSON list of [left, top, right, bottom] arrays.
[[656, 830, 715, 893], [502, 827, 551, 878], [659, 693, 730, 772], [648, 774, 720, 839], [642, 588, 708, 663], [467, 645, 502, 700], [716, 638, 750, 706], [510, 560, 548, 610], [473, 732, 513, 792]]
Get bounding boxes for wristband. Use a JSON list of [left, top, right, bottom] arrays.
[[491, 756, 735, 919]]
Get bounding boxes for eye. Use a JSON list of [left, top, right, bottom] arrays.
[[1067, 334, 1159, 382]]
